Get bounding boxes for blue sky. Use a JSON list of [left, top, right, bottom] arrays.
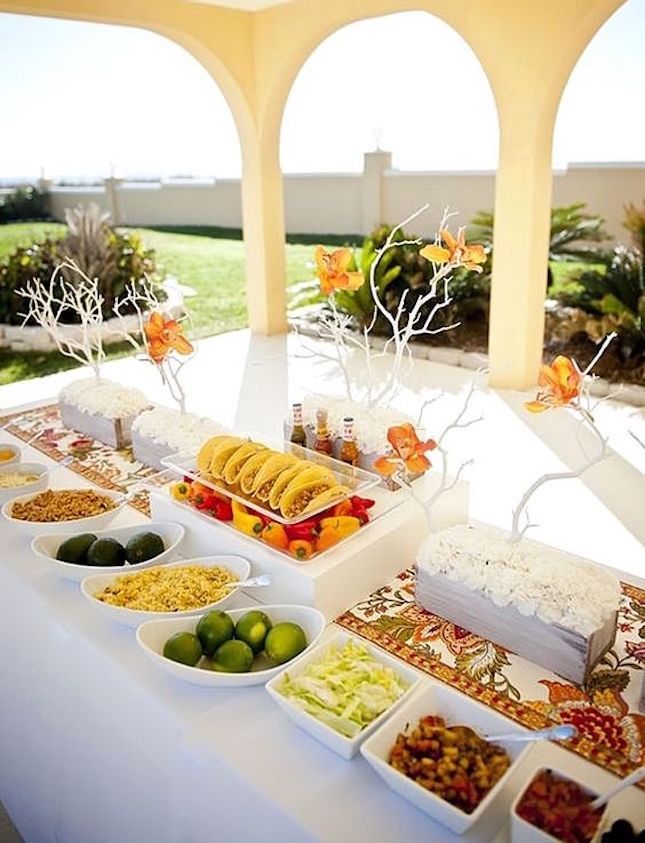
[[0, 3, 643, 181]]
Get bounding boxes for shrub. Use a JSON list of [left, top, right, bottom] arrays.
[[0, 204, 157, 325], [0, 185, 49, 223]]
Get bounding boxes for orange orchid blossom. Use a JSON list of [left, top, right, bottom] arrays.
[[420, 228, 486, 273], [374, 423, 437, 477], [143, 311, 193, 364], [314, 246, 365, 296], [525, 355, 581, 413]]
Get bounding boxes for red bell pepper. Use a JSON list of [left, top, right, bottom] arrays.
[[211, 499, 233, 521], [351, 495, 375, 511], [285, 520, 319, 541]]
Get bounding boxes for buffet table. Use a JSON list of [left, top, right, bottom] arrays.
[[1, 430, 644, 843]]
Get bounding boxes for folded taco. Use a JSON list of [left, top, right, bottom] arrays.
[[238, 450, 276, 494], [302, 485, 351, 515], [279, 477, 337, 519], [268, 462, 307, 510], [197, 435, 237, 474], [208, 437, 248, 479], [279, 465, 335, 502], [222, 441, 267, 485], [252, 454, 299, 501]]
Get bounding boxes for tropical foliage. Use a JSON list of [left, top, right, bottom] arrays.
[[0, 204, 157, 325], [0, 185, 49, 223]]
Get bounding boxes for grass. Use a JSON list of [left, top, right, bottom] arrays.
[[0, 221, 329, 385]]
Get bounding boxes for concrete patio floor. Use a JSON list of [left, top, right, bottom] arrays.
[[1, 328, 643, 579]]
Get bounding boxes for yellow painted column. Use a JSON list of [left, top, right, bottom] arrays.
[[240, 122, 288, 335], [488, 102, 556, 389]]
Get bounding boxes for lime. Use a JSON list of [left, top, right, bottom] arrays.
[[213, 639, 254, 673], [196, 611, 234, 656], [163, 632, 202, 666], [264, 622, 307, 665], [234, 610, 272, 654], [86, 537, 126, 567], [56, 533, 97, 564], [125, 531, 165, 564]]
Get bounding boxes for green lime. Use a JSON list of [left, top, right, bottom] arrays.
[[212, 639, 254, 673], [234, 610, 272, 654], [196, 611, 234, 656], [264, 622, 307, 665], [86, 537, 126, 567], [56, 533, 97, 564], [125, 531, 165, 565], [163, 632, 202, 666]]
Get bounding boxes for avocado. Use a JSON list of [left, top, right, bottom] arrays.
[[56, 533, 97, 564], [86, 537, 126, 567], [125, 531, 165, 565]]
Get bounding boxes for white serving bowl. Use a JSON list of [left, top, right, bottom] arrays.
[[0, 444, 21, 467], [31, 521, 186, 581], [360, 681, 535, 835], [265, 630, 422, 760], [510, 765, 610, 843], [1, 486, 127, 537], [0, 461, 49, 506], [136, 604, 326, 687], [81, 555, 251, 628]]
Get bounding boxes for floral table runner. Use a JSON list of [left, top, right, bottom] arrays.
[[1, 403, 167, 516], [3, 403, 644, 784], [337, 569, 645, 785]]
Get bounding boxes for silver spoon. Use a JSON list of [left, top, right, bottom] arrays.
[[483, 724, 577, 744], [589, 765, 645, 811], [223, 575, 271, 590]]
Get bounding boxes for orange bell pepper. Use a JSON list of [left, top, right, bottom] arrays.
[[316, 526, 342, 553], [262, 522, 289, 550], [332, 499, 353, 517], [288, 539, 314, 560], [318, 516, 361, 538]]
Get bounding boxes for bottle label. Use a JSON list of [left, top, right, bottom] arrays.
[[343, 416, 355, 441], [292, 403, 303, 425]]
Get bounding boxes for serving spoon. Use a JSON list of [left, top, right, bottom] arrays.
[[589, 765, 645, 811], [223, 574, 271, 591], [482, 723, 577, 744]]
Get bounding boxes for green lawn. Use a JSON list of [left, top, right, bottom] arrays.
[[0, 222, 328, 385]]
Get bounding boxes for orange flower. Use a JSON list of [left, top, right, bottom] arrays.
[[143, 311, 193, 364], [314, 246, 364, 296], [374, 423, 437, 477], [420, 228, 486, 273], [525, 355, 581, 413]]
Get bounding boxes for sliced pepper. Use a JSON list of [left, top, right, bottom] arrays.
[[288, 539, 314, 561], [262, 522, 289, 550], [170, 481, 191, 502], [318, 515, 361, 538]]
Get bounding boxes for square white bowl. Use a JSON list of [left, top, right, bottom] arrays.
[[136, 603, 326, 687], [1, 486, 127, 537], [0, 461, 49, 505], [265, 630, 422, 760], [360, 681, 535, 835], [81, 555, 251, 627], [510, 766, 610, 843], [31, 521, 186, 581]]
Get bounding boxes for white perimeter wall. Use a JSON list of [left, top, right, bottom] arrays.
[[44, 158, 645, 242]]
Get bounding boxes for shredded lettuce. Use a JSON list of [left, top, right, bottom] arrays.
[[277, 640, 408, 738]]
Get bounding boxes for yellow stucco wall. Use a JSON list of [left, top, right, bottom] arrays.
[[0, 0, 627, 386]]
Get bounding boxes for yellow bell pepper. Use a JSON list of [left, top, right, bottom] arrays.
[[232, 500, 263, 536], [170, 481, 191, 502], [318, 515, 361, 538]]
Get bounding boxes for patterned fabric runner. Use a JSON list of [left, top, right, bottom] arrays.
[[1, 403, 169, 516], [3, 403, 644, 784], [337, 569, 645, 786]]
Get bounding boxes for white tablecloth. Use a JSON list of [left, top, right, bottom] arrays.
[[1, 437, 643, 843]]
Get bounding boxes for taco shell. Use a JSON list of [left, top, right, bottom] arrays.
[[238, 450, 275, 494], [279, 477, 337, 519], [279, 465, 335, 503], [268, 463, 307, 510], [197, 435, 237, 474], [302, 485, 352, 515], [252, 454, 299, 499], [208, 437, 247, 478], [222, 441, 267, 485]]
